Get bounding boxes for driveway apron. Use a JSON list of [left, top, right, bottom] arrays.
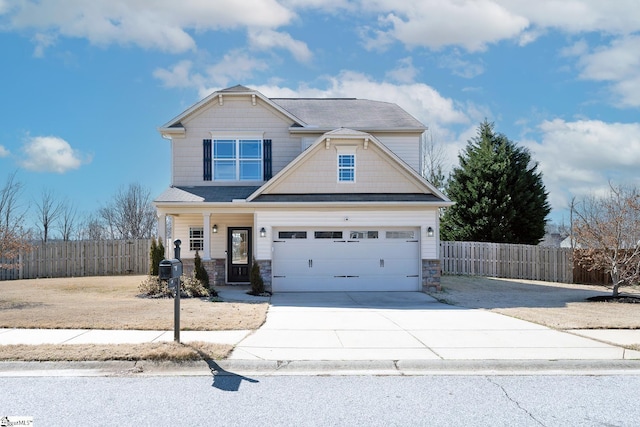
[[229, 292, 631, 361]]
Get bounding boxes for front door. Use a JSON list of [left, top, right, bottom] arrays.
[[227, 227, 251, 283]]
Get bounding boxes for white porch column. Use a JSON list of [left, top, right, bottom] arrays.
[[158, 213, 167, 257], [203, 213, 211, 260]]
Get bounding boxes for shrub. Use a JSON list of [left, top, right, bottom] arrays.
[[181, 272, 210, 298], [138, 275, 172, 298], [139, 273, 209, 298], [249, 258, 265, 295]]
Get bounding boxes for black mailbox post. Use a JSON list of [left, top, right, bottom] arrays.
[[158, 240, 183, 343]]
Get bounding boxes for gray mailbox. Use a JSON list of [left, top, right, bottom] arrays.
[[159, 259, 182, 280]]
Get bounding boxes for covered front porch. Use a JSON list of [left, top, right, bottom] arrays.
[[157, 211, 259, 286]]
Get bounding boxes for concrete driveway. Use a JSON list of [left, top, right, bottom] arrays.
[[230, 292, 638, 361]]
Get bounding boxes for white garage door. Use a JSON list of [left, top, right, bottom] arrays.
[[272, 229, 420, 292]]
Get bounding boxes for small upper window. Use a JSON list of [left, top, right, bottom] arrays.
[[338, 154, 355, 182]]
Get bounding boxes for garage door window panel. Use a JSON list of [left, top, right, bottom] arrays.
[[350, 231, 378, 239], [386, 230, 416, 239], [314, 231, 343, 239], [278, 231, 308, 239]]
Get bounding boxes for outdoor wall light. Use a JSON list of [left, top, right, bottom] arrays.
[[212, 224, 218, 233], [427, 226, 434, 237], [260, 227, 267, 237]]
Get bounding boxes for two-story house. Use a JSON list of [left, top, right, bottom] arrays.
[[154, 85, 452, 292]]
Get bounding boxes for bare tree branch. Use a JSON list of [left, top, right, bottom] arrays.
[[421, 131, 447, 191], [34, 188, 63, 243], [571, 183, 640, 296], [0, 171, 32, 267], [99, 183, 157, 240]]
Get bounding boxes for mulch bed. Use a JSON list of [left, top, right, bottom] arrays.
[[586, 295, 640, 304]]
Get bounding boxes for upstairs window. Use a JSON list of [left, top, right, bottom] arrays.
[[213, 139, 262, 181], [338, 154, 355, 182], [204, 137, 271, 181]]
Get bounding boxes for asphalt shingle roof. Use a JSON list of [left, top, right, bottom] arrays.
[[155, 187, 444, 204], [155, 186, 261, 203], [271, 98, 425, 130], [252, 193, 444, 203]]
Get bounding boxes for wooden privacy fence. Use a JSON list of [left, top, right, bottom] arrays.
[[441, 241, 573, 283], [0, 239, 151, 280]]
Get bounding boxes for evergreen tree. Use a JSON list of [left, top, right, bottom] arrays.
[[441, 120, 550, 244], [149, 237, 165, 276], [193, 251, 210, 287]]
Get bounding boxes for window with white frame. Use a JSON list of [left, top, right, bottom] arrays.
[[213, 138, 263, 181], [189, 227, 204, 251], [338, 154, 355, 182]]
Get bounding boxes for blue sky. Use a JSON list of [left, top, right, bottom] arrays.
[[1, 0, 640, 234]]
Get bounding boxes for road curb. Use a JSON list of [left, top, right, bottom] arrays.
[[2, 359, 640, 377]]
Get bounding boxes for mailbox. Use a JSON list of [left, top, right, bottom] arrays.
[[159, 259, 182, 280]]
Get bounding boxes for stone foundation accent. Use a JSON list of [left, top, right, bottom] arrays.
[[422, 259, 441, 292], [179, 258, 225, 287], [256, 259, 272, 292], [209, 259, 226, 287]]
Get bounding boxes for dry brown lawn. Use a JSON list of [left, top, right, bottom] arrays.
[[0, 275, 267, 362], [436, 275, 640, 330], [0, 341, 232, 362], [0, 275, 267, 330]]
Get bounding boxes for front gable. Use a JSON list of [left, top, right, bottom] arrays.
[[249, 129, 448, 202], [160, 87, 306, 187]]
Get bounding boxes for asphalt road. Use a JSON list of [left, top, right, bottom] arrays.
[[2, 374, 640, 426]]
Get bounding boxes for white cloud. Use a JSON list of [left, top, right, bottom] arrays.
[[153, 60, 203, 89], [20, 136, 91, 173], [437, 50, 485, 79], [154, 52, 269, 97], [281, 0, 352, 10], [559, 39, 589, 58], [523, 119, 640, 211], [5, 0, 295, 54], [574, 35, 640, 107], [360, 1, 640, 52], [248, 29, 312, 63], [385, 57, 419, 83], [360, 0, 529, 52], [0, 145, 9, 157], [500, 0, 640, 35]]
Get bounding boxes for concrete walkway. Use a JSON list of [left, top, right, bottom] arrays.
[[1, 291, 639, 362]]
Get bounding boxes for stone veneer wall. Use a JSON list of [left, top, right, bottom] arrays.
[[422, 259, 441, 292], [256, 259, 272, 292], [180, 259, 225, 287]]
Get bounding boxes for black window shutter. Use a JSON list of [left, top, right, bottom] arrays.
[[263, 139, 272, 180], [203, 139, 212, 181]]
